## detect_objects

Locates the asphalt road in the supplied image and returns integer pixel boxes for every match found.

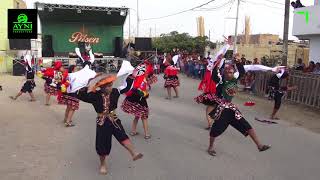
[1,74,320,180]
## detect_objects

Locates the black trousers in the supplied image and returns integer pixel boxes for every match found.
[210,109,252,138]
[274,91,284,109]
[96,119,129,156]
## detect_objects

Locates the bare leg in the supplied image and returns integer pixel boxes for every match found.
[99,155,108,175]
[270,108,279,119]
[205,106,215,129]
[173,86,179,98]
[207,136,216,156]
[64,106,70,123]
[131,117,139,133]
[141,118,151,138]
[29,92,36,101]
[45,94,51,105]
[122,140,143,161]
[166,87,171,99]
[10,92,23,100]
[66,107,75,126]
[247,129,270,151]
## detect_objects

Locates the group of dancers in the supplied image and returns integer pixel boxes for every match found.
[8,37,297,174]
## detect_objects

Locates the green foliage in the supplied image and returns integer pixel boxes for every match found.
[153,31,216,54]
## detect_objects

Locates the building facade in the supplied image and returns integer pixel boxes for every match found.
[0,0,27,73]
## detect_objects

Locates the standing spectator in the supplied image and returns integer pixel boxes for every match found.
[188,58,194,78]
[313,62,320,74]
[304,61,316,73]
[241,54,247,65]
[294,58,305,71]
[253,58,260,64]
[200,58,206,80]
[194,60,200,79]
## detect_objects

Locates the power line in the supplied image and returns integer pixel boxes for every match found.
[243,0,283,10]
[264,0,285,6]
[140,0,216,21]
[195,0,234,11]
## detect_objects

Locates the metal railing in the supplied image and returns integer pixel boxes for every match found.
[254,70,320,108]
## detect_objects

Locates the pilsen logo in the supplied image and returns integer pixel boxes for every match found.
[69,32,100,44]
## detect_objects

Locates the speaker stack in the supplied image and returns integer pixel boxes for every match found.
[113,37,123,57]
[12,59,25,76]
[42,35,54,57]
[9,39,31,50]
[135,38,152,51]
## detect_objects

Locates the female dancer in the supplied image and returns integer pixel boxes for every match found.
[121,60,153,139]
[57,65,80,127]
[196,38,232,129]
[76,73,143,174]
[38,61,67,106]
[164,60,180,100]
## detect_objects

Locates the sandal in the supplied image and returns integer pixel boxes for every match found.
[207,149,216,156]
[9,96,16,100]
[259,145,271,152]
[65,122,75,127]
[205,126,211,130]
[173,96,179,98]
[165,97,171,100]
[130,132,139,136]
[144,135,151,139]
[133,153,143,161]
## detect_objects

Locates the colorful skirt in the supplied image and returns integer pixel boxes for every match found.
[194,93,218,106]
[164,76,180,88]
[44,83,58,96]
[147,74,158,85]
[58,93,80,110]
[121,95,149,119]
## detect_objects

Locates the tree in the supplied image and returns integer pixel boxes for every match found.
[153,31,216,54]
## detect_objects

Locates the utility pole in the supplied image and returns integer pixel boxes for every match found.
[129,9,131,40]
[282,0,290,66]
[137,0,140,37]
[233,0,240,55]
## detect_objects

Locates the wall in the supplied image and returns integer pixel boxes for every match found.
[41,22,123,55]
[309,36,320,63]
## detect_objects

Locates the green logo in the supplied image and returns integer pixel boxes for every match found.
[13,13,32,33]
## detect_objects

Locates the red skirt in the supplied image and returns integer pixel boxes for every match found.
[147,74,158,85]
[164,76,180,88]
[198,70,217,94]
[44,83,58,96]
[121,98,149,119]
[194,93,218,106]
[58,93,79,110]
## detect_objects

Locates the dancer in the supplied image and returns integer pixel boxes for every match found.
[76,73,143,175]
[146,65,158,90]
[10,52,36,101]
[164,60,180,100]
[57,65,79,127]
[268,69,297,120]
[196,38,232,129]
[38,61,67,105]
[206,94,271,156]
[121,60,153,139]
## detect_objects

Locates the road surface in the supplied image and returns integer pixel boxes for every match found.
[1,74,320,180]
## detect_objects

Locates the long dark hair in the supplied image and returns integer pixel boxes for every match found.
[68,65,76,73]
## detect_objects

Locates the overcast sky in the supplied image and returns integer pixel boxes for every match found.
[25,0,314,41]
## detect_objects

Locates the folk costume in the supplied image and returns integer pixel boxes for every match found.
[75,73,143,175]
[10,53,36,101]
[120,60,153,139]
[75,44,94,68]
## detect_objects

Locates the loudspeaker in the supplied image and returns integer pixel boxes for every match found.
[135,38,152,51]
[12,59,25,76]
[9,39,31,50]
[42,35,54,57]
[113,37,123,57]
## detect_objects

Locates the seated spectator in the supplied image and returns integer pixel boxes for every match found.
[294,58,305,71]
[241,54,246,65]
[291,0,305,8]
[304,61,316,73]
[313,62,320,74]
